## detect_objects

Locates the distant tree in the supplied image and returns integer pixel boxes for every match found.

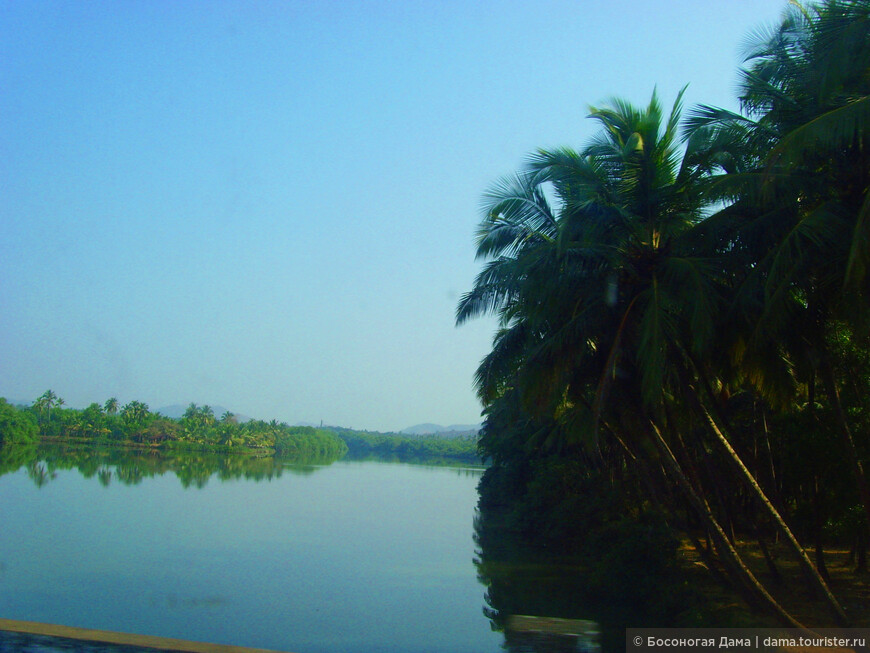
[77,403,109,439]
[136,418,181,445]
[104,397,119,415]
[0,398,38,446]
[201,405,215,426]
[121,400,150,427]
[183,403,199,421]
[34,390,61,424]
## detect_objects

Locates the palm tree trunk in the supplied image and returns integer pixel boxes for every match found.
[600,405,737,590]
[692,388,850,625]
[761,409,782,511]
[647,420,806,628]
[679,353,850,624]
[592,408,674,516]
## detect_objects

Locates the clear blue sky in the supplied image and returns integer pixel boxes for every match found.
[1,0,786,431]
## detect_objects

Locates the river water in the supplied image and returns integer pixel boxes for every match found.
[0,450,602,652]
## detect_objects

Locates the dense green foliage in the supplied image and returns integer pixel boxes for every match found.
[7,395,347,461]
[272,425,349,460]
[460,0,870,628]
[0,399,38,446]
[328,426,480,464]
[0,395,479,470]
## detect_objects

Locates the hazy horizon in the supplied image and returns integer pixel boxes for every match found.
[2,0,786,432]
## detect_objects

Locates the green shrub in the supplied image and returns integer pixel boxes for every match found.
[0,398,38,446]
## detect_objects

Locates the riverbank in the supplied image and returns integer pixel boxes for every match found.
[0,397,348,461]
[329,425,480,464]
[682,539,870,628]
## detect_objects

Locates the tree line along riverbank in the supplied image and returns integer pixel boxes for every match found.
[0,393,348,460]
[0,394,480,465]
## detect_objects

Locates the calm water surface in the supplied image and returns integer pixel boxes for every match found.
[0,453,603,653]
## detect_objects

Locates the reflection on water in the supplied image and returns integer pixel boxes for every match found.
[0,443,486,491]
[26,462,56,488]
[474,505,612,652]
[0,442,342,489]
[0,443,616,653]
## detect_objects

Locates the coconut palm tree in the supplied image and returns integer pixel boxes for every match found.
[104,397,119,415]
[459,89,848,625]
[121,400,149,427]
[34,390,61,425]
[686,0,870,543]
[183,402,199,421]
[200,405,215,426]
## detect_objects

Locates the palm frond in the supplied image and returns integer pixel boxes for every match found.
[479,172,557,242]
[845,189,870,287]
[455,256,525,325]
[474,322,532,403]
[765,96,870,168]
[635,279,677,408]
[765,201,852,301]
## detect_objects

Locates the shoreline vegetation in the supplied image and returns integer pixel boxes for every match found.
[0,394,349,460]
[0,394,482,469]
[458,0,870,631]
[328,425,479,465]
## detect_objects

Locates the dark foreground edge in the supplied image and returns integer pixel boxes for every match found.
[0,618,291,653]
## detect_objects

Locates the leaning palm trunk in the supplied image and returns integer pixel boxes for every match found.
[610,414,733,586]
[688,382,850,626]
[647,420,807,629]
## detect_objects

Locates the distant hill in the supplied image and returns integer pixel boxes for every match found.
[400,423,480,437]
[156,404,252,423]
